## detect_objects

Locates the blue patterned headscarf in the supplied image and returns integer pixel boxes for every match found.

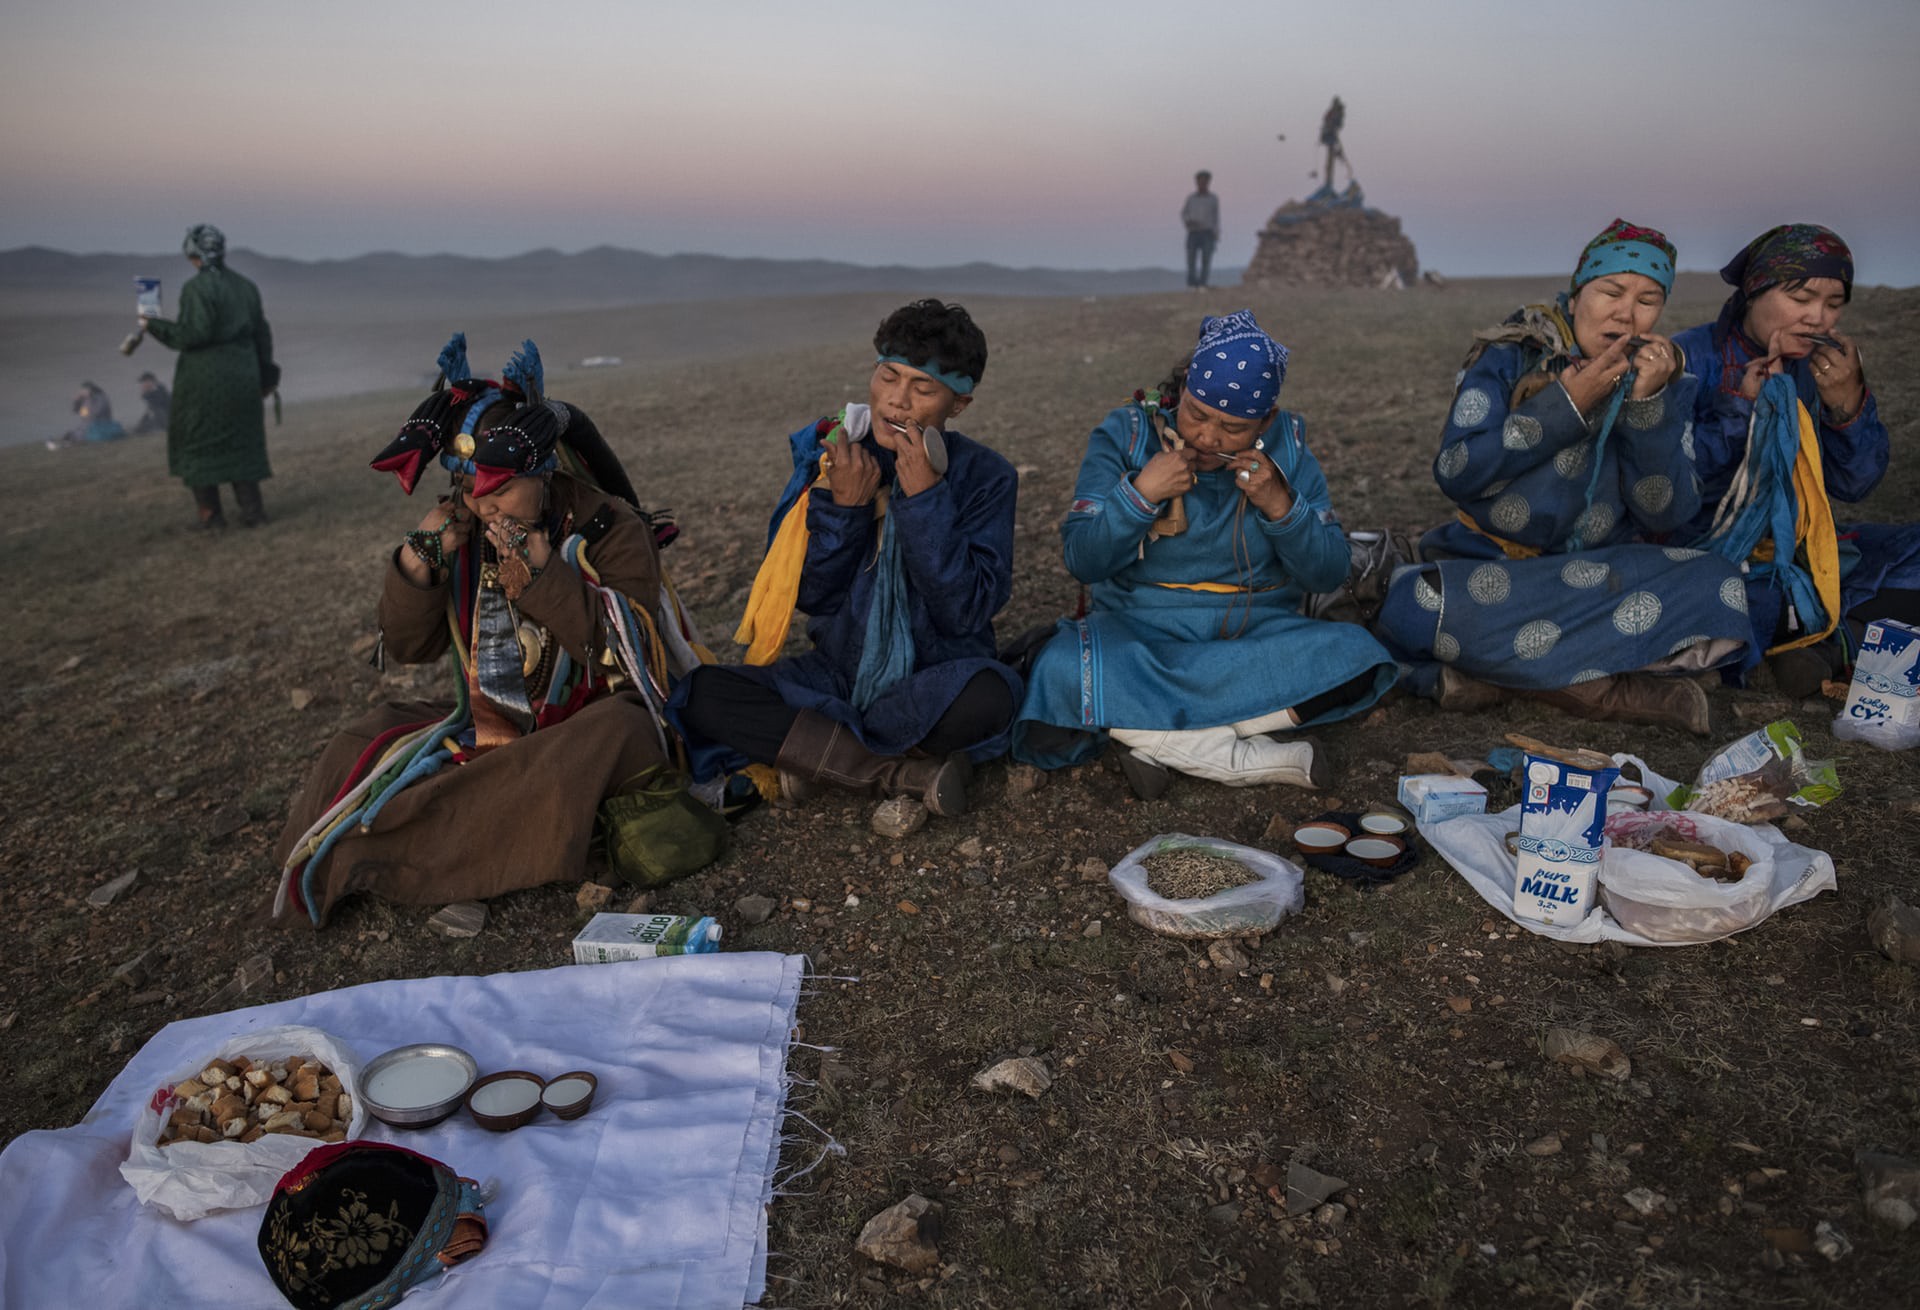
[1185,310,1288,417]
[182,224,226,266]
[1571,218,1675,295]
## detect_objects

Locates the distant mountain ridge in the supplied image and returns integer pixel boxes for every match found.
[0,244,1203,310]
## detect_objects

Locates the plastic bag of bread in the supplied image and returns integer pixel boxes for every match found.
[1668,720,1840,823]
[119,1024,366,1220]
[1597,811,1778,944]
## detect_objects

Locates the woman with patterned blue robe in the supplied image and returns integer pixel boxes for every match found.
[1013,311,1396,794]
[1375,220,1750,734]
[1671,223,1920,696]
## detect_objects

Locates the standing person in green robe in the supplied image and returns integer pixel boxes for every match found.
[141,223,280,528]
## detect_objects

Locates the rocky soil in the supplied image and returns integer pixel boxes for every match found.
[3,276,1918,1306]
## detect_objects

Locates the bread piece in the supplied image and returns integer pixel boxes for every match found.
[208,1092,247,1126]
[199,1061,236,1087]
[259,1084,292,1106]
[1650,836,1726,870]
[264,1110,304,1132]
[291,1073,320,1102]
[240,1125,265,1144]
[302,1111,333,1133]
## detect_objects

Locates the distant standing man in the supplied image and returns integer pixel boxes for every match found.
[141,223,280,528]
[1182,171,1220,290]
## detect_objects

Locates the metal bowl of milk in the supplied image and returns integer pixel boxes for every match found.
[360,1043,479,1128]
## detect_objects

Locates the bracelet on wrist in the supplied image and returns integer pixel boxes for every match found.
[404,528,446,571]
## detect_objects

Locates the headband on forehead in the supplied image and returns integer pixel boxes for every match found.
[1185,309,1288,418]
[1572,218,1676,296]
[875,353,976,396]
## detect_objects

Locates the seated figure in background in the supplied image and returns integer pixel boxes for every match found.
[272,335,696,926]
[1375,219,1749,735]
[48,380,127,447]
[1013,310,1396,796]
[672,300,1022,819]
[1671,223,1920,696]
[133,371,171,435]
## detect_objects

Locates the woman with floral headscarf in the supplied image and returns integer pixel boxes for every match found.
[140,223,279,527]
[1375,219,1751,735]
[1672,224,1920,696]
[1011,310,1396,796]
[269,335,697,927]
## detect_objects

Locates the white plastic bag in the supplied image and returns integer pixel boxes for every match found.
[1832,712,1920,751]
[1108,833,1304,938]
[1598,811,1778,944]
[119,1024,366,1221]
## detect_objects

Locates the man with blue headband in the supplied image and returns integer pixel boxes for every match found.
[1011,310,1396,795]
[673,300,1022,821]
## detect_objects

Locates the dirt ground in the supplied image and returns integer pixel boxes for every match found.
[4,277,1918,1307]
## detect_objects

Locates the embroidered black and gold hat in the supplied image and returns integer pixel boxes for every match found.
[257,1141,487,1310]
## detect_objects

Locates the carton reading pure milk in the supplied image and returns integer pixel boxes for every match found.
[1513,753,1619,926]
[1842,620,1920,734]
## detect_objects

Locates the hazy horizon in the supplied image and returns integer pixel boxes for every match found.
[5,0,1917,285]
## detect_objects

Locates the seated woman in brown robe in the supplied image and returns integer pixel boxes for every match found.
[271,335,691,926]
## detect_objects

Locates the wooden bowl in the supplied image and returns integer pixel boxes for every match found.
[1293,821,1351,854]
[466,1071,547,1131]
[1357,807,1412,836]
[540,1071,599,1121]
[1343,834,1407,868]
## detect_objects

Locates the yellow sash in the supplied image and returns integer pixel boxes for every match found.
[732,480,821,664]
[1760,401,1842,654]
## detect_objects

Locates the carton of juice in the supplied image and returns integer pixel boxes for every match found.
[1513,753,1619,926]
[571,913,722,963]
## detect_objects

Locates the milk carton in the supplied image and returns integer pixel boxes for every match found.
[1841,620,1920,734]
[572,913,722,963]
[1397,773,1488,825]
[135,276,163,319]
[1513,754,1619,926]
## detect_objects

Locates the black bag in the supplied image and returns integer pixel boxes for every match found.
[1304,528,1416,626]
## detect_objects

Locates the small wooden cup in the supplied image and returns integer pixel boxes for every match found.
[466,1071,547,1132]
[540,1071,600,1121]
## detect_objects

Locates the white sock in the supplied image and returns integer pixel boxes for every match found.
[1231,706,1300,736]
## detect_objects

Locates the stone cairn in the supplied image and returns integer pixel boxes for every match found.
[1242,183,1421,290]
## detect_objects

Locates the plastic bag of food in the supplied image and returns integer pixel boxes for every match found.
[1108,833,1304,938]
[1598,811,1778,943]
[120,1024,366,1221]
[1667,720,1840,823]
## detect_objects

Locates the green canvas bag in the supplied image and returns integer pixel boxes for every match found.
[596,767,729,887]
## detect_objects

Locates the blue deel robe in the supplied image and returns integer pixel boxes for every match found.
[670,417,1023,782]
[1672,318,1920,645]
[1375,340,1752,694]
[1012,401,1397,769]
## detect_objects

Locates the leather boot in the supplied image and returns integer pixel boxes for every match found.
[192,485,226,529]
[1532,673,1711,736]
[1767,640,1842,700]
[233,480,267,527]
[774,710,972,816]
[1435,667,1505,713]
[1110,725,1328,790]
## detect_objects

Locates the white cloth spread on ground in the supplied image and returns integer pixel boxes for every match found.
[1420,754,1836,946]
[0,952,805,1309]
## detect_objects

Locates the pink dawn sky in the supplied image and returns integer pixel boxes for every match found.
[3,0,1916,284]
